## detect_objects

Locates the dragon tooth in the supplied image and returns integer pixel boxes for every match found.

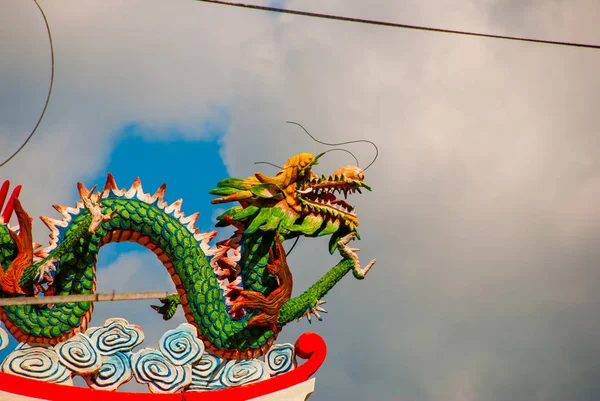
[298,187,313,194]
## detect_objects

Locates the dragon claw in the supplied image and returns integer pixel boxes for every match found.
[337,232,376,279]
[80,185,114,234]
[150,294,180,320]
[298,299,327,324]
[230,289,283,333]
[34,259,57,283]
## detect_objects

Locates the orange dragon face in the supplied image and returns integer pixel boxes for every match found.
[211,153,371,249]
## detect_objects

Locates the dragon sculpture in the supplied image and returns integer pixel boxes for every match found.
[0,152,375,359]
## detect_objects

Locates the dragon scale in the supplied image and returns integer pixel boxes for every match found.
[0,153,375,359]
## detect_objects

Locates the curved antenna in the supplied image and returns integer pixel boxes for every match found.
[318,148,360,167]
[286,121,379,171]
[0,0,55,168]
[255,148,359,172]
[254,161,283,169]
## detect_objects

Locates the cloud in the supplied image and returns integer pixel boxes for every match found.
[2,0,600,400]
[217,1,600,400]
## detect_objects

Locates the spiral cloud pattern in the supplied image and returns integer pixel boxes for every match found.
[56,333,102,375]
[158,323,204,366]
[1,344,72,385]
[0,326,8,351]
[86,318,144,355]
[84,352,133,391]
[132,348,192,393]
[265,343,296,377]
[0,319,302,392]
[220,359,268,387]
[189,353,226,390]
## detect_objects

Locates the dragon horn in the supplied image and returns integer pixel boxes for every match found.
[1,184,22,224]
[311,152,325,166]
[8,198,33,251]
[0,181,10,212]
[211,190,253,204]
[254,172,289,188]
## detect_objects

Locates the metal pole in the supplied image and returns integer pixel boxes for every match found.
[0,291,175,306]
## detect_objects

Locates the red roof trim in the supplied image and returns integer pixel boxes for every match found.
[0,332,326,401]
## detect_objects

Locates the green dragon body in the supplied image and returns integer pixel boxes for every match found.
[0,153,375,358]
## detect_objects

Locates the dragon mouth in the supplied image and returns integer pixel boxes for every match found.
[297,176,371,228]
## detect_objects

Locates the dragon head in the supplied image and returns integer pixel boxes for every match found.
[210,153,371,252]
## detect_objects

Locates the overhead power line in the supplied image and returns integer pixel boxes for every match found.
[196,0,600,50]
[0,0,55,168]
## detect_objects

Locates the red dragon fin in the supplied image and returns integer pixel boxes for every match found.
[0,180,22,224]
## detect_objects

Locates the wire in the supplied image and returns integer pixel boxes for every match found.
[318,148,360,167]
[255,148,359,170]
[285,236,299,257]
[287,121,379,171]
[0,0,55,168]
[196,0,600,50]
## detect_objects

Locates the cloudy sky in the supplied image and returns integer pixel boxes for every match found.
[2,0,600,399]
